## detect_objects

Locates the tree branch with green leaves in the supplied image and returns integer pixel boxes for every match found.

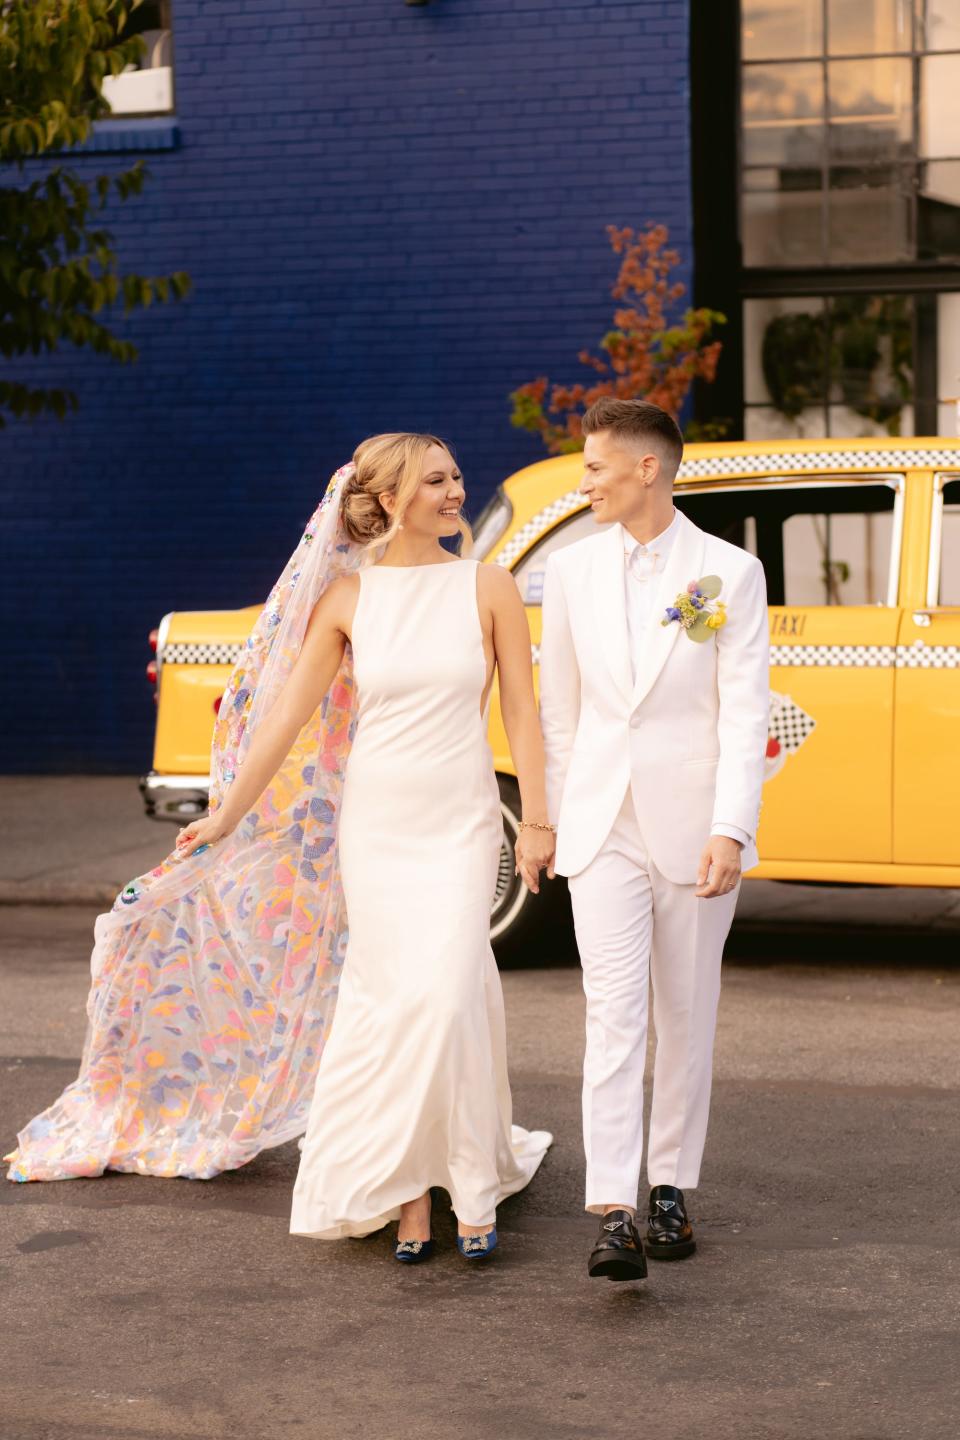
[0,0,190,426]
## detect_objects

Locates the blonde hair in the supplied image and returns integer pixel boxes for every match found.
[340,432,472,555]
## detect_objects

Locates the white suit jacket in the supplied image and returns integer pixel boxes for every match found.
[539,511,769,885]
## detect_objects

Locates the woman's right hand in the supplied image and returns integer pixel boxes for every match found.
[175,813,235,858]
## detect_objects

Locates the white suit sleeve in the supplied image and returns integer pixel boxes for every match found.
[538,555,581,827]
[711,556,769,840]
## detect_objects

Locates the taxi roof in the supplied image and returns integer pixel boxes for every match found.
[489,435,960,569]
[501,434,960,498]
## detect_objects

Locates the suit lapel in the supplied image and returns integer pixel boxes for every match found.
[592,523,633,708]
[630,510,707,710]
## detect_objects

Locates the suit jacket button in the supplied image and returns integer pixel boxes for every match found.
[629,714,642,730]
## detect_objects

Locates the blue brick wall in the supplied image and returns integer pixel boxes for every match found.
[1,0,691,771]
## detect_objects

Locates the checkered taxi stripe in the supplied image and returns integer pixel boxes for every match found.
[770,644,960,669]
[677,447,959,480]
[161,639,959,670]
[896,644,960,668]
[770,644,896,668]
[162,642,244,665]
[494,490,588,569]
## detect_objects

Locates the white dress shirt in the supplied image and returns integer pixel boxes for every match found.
[621,515,750,851]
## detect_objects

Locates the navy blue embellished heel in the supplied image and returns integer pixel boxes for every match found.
[394,1237,434,1264]
[456,1227,497,1260]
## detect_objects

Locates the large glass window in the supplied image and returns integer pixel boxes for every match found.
[744,293,916,438]
[101,2,174,117]
[740,1,960,267]
[735,1,960,442]
[937,293,960,432]
[922,2,960,51]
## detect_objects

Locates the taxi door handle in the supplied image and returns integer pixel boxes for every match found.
[912,610,934,627]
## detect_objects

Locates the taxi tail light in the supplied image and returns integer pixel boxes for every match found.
[213,696,223,714]
[147,629,159,705]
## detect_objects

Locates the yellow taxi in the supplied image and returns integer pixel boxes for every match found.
[143,437,960,950]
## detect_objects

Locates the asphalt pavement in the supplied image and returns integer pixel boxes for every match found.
[2,897,960,1440]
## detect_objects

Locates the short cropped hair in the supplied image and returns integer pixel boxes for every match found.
[581,398,684,480]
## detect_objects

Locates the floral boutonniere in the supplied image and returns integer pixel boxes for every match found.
[662,576,727,643]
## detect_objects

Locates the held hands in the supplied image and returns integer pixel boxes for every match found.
[695,835,742,899]
[175,813,235,859]
[514,824,557,895]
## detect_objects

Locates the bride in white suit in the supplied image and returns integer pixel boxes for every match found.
[539,398,769,1282]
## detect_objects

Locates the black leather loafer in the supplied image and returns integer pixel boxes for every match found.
[587,1208,648,1282]
[645,1184,696,1260]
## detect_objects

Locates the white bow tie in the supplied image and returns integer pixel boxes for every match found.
[626,547,660,582]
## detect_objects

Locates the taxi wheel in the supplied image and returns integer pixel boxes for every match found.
[491,775,572,965]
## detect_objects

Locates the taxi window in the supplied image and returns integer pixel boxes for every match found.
[677,483,897,607]
[512,510,606,605]
[511,479,899,608]
[940,479,960,605]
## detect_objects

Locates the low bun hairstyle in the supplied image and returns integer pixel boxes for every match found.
[340,432,471,554]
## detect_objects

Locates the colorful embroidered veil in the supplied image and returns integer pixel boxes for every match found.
[8,465,365,1181]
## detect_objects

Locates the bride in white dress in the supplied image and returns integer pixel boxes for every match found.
[176,433,554,1259]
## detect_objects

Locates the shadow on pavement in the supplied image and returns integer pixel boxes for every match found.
[727,920,960,967]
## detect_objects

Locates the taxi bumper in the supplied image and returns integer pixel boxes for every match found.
[140,772,210,821]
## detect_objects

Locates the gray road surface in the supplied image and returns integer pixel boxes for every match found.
[2,904,959,1440]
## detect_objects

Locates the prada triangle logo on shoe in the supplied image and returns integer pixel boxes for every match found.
[656,1198,677,1211]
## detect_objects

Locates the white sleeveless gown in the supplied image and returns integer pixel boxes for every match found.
[289,559,552,1239]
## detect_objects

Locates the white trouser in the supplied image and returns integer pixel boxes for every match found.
[568,788,739,1214]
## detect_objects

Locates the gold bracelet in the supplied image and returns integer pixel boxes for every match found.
[519,821,557,833]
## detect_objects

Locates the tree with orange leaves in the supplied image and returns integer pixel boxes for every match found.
[510,224,725,454]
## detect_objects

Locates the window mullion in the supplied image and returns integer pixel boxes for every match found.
[911,28,921,260]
